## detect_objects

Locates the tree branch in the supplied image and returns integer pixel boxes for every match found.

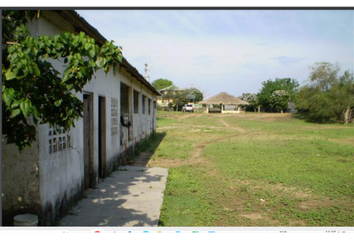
[6,41,20,45]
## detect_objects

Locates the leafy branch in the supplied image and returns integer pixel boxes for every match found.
[2,10,123,151]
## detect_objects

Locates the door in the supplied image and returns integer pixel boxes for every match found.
[98,96,106,179]
[152,101,156,132]
[83,93,94,189]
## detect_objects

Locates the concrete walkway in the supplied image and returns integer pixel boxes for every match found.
[60,166,168,226]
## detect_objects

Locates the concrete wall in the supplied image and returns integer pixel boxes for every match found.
[1,137,41,226]
[2,10,158,225]
[129,75,156,144]
[2,11,77,226]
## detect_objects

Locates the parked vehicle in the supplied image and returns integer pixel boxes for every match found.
[182,104,194,113]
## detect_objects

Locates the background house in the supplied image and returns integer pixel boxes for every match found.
[156,84,184,107]
[2,10,160,226]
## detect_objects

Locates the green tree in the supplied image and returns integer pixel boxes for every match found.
[162,91,184,111]
[184,87,203,102]
[161,87,203,111]
[336,71,354,123]
[151,78,173,90]
[270,90,290,113]
[239,93,260,112]
[258,78,299,111]
[296,62,354,123]
[2,10,123,151]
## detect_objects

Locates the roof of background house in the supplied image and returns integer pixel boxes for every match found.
[159,85,184,92]
[199,92,249,105]
[53,10,161,96]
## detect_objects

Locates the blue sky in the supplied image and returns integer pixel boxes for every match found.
[77,10,353,99]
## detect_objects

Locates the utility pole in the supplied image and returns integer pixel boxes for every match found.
[144,63,149,80]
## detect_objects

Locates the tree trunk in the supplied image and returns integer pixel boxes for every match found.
[258,106,260,113]
[281,109,283,114]
[344,107,350,124]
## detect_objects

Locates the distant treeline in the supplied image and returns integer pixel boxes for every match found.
[239,62,354,124]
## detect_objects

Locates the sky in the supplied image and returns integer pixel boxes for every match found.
[77,10,354,99]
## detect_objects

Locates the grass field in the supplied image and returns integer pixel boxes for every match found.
[139,111,354,226]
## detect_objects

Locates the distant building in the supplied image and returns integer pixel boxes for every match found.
[156,85,184,107]
[199,92,249,113]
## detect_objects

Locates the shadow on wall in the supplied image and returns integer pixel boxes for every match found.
[59,168,167,226]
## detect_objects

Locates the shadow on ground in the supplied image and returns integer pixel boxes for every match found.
[134,132,166,167]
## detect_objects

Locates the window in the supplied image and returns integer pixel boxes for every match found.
[134,90,139,114]
[49,127,71,154]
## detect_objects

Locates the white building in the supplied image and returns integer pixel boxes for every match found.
[2,10,160,225]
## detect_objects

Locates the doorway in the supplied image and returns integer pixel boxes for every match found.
[120,83,130,146]
[83,93,94,189]
[98,96,106,179]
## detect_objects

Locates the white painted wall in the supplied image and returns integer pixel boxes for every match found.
[30,11,85,224]
[2,10,158,225]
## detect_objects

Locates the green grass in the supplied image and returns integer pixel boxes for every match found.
[203,138,354,198]
[156,117,178,127]
[148,112,354,226]
[159,165,215,226]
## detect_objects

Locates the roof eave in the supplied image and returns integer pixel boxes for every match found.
[55,10,161,96]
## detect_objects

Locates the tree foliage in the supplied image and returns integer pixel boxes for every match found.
[239,93,259,111]
[184,87,203,102]
[270,90,290,113]
[151,78,173,90]
[161,87,203,111]
[2,10,123,151]
[296,62,354,123]
[258,78,299,111]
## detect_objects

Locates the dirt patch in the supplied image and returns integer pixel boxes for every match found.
[218,118,247,133]
[260,116,293,123]
[147,158,186,168]
[328,138,354,146]
[295,197,352,211]
[297,199,333,211]
[219,118,231,128]
[191,145,204,160]
[138,130,242,169]
[157,125,184,130]
[270,183,312,199]
[178,113,202,122]
[239,213,264,220]
[215,113,293,121]
[304,126,350,130]
[188,129,212,132]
